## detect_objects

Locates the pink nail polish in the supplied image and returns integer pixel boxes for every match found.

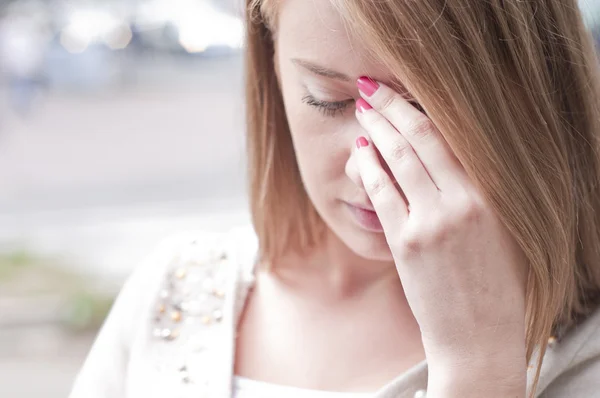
[356,136,369,148]
[357,76,379,97]
[355,98,372,113]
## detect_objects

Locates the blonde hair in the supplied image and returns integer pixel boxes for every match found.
[245,0,600,394]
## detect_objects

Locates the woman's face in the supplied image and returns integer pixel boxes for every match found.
[274,0,404,261]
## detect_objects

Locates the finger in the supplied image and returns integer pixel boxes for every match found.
[357,77,467,191]
[354,135,409,235]
[356,99,439,210]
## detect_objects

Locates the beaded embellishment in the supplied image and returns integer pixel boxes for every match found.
[152,249,229,341]
[150,236,235,393]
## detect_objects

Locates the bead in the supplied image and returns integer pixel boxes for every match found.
[178,364,191,383]
[157,304,166,313]
[212,288,225,298]
[201,315,212,325]
[548,336,557,345]
[414,389,427,398]
[171,311,182,322]
[161,328,172,339]
[213,310,223,322]
[175,268,187,279]
[154,327,180,341]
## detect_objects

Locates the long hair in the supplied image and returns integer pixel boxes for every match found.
[245,1,600,395]
[245,0,325,267]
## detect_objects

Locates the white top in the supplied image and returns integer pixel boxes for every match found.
[233,376,373,398]
[68,225,600,398]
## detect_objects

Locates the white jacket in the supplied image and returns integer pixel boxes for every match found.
[69,225,600,398]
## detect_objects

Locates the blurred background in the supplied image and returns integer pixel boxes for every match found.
[0,0,248,396]
[0,0,598,397]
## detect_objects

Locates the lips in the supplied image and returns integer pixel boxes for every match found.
[344,201,384,232]
[350,203,376,212]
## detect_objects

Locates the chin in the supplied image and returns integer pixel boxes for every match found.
[310,198,396,261]
[346,228,394,261]
[329,218,394,261]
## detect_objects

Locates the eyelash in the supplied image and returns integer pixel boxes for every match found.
[301,93,427,117]
[301,94,351,117]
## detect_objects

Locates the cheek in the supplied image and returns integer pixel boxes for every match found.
[289,114,348,178]
[276,61,356,182]
[283,96,353,179]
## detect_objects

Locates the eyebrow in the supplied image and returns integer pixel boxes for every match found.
[291,58,352,82]
[291,57,413,99]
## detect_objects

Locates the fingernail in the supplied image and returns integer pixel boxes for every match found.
[357,76,379,97]
[355,98,372,113]
[356,136,369,148]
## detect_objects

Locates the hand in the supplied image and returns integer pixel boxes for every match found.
[353,77,528,397]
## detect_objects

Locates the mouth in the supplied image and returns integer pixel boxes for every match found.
[344,201,384,232]
[348,202,376,212]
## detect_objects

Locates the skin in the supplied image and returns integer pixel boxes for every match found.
[236,0,528,396]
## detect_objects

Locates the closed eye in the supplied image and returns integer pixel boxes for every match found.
[301,94,353,117]
[302,93,427,117]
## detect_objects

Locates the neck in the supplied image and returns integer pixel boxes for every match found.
[267,228,401,298]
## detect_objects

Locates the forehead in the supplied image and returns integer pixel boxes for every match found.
[275,0,395,85]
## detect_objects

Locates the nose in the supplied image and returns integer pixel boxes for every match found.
[345,145,364,190]
[345,136,404,201]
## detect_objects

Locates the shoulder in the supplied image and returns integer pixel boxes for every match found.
[123,224,258,395]
[141,224,258,292]
[118,229,233,333]
[147,224,258,340]
[137,224,258,328]
[102,224,258,335]
[70,224,258,397]
[534,306,600,397]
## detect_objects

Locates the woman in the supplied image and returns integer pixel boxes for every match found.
[70,0,600,397]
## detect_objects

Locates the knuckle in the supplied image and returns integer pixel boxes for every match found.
[389,140,413,162]
[405,116,436,140]
[378,93,399,113]
[401,213,452,252]
[364,175,388,197]
[428,221,453,245]
[398,227,423,255]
